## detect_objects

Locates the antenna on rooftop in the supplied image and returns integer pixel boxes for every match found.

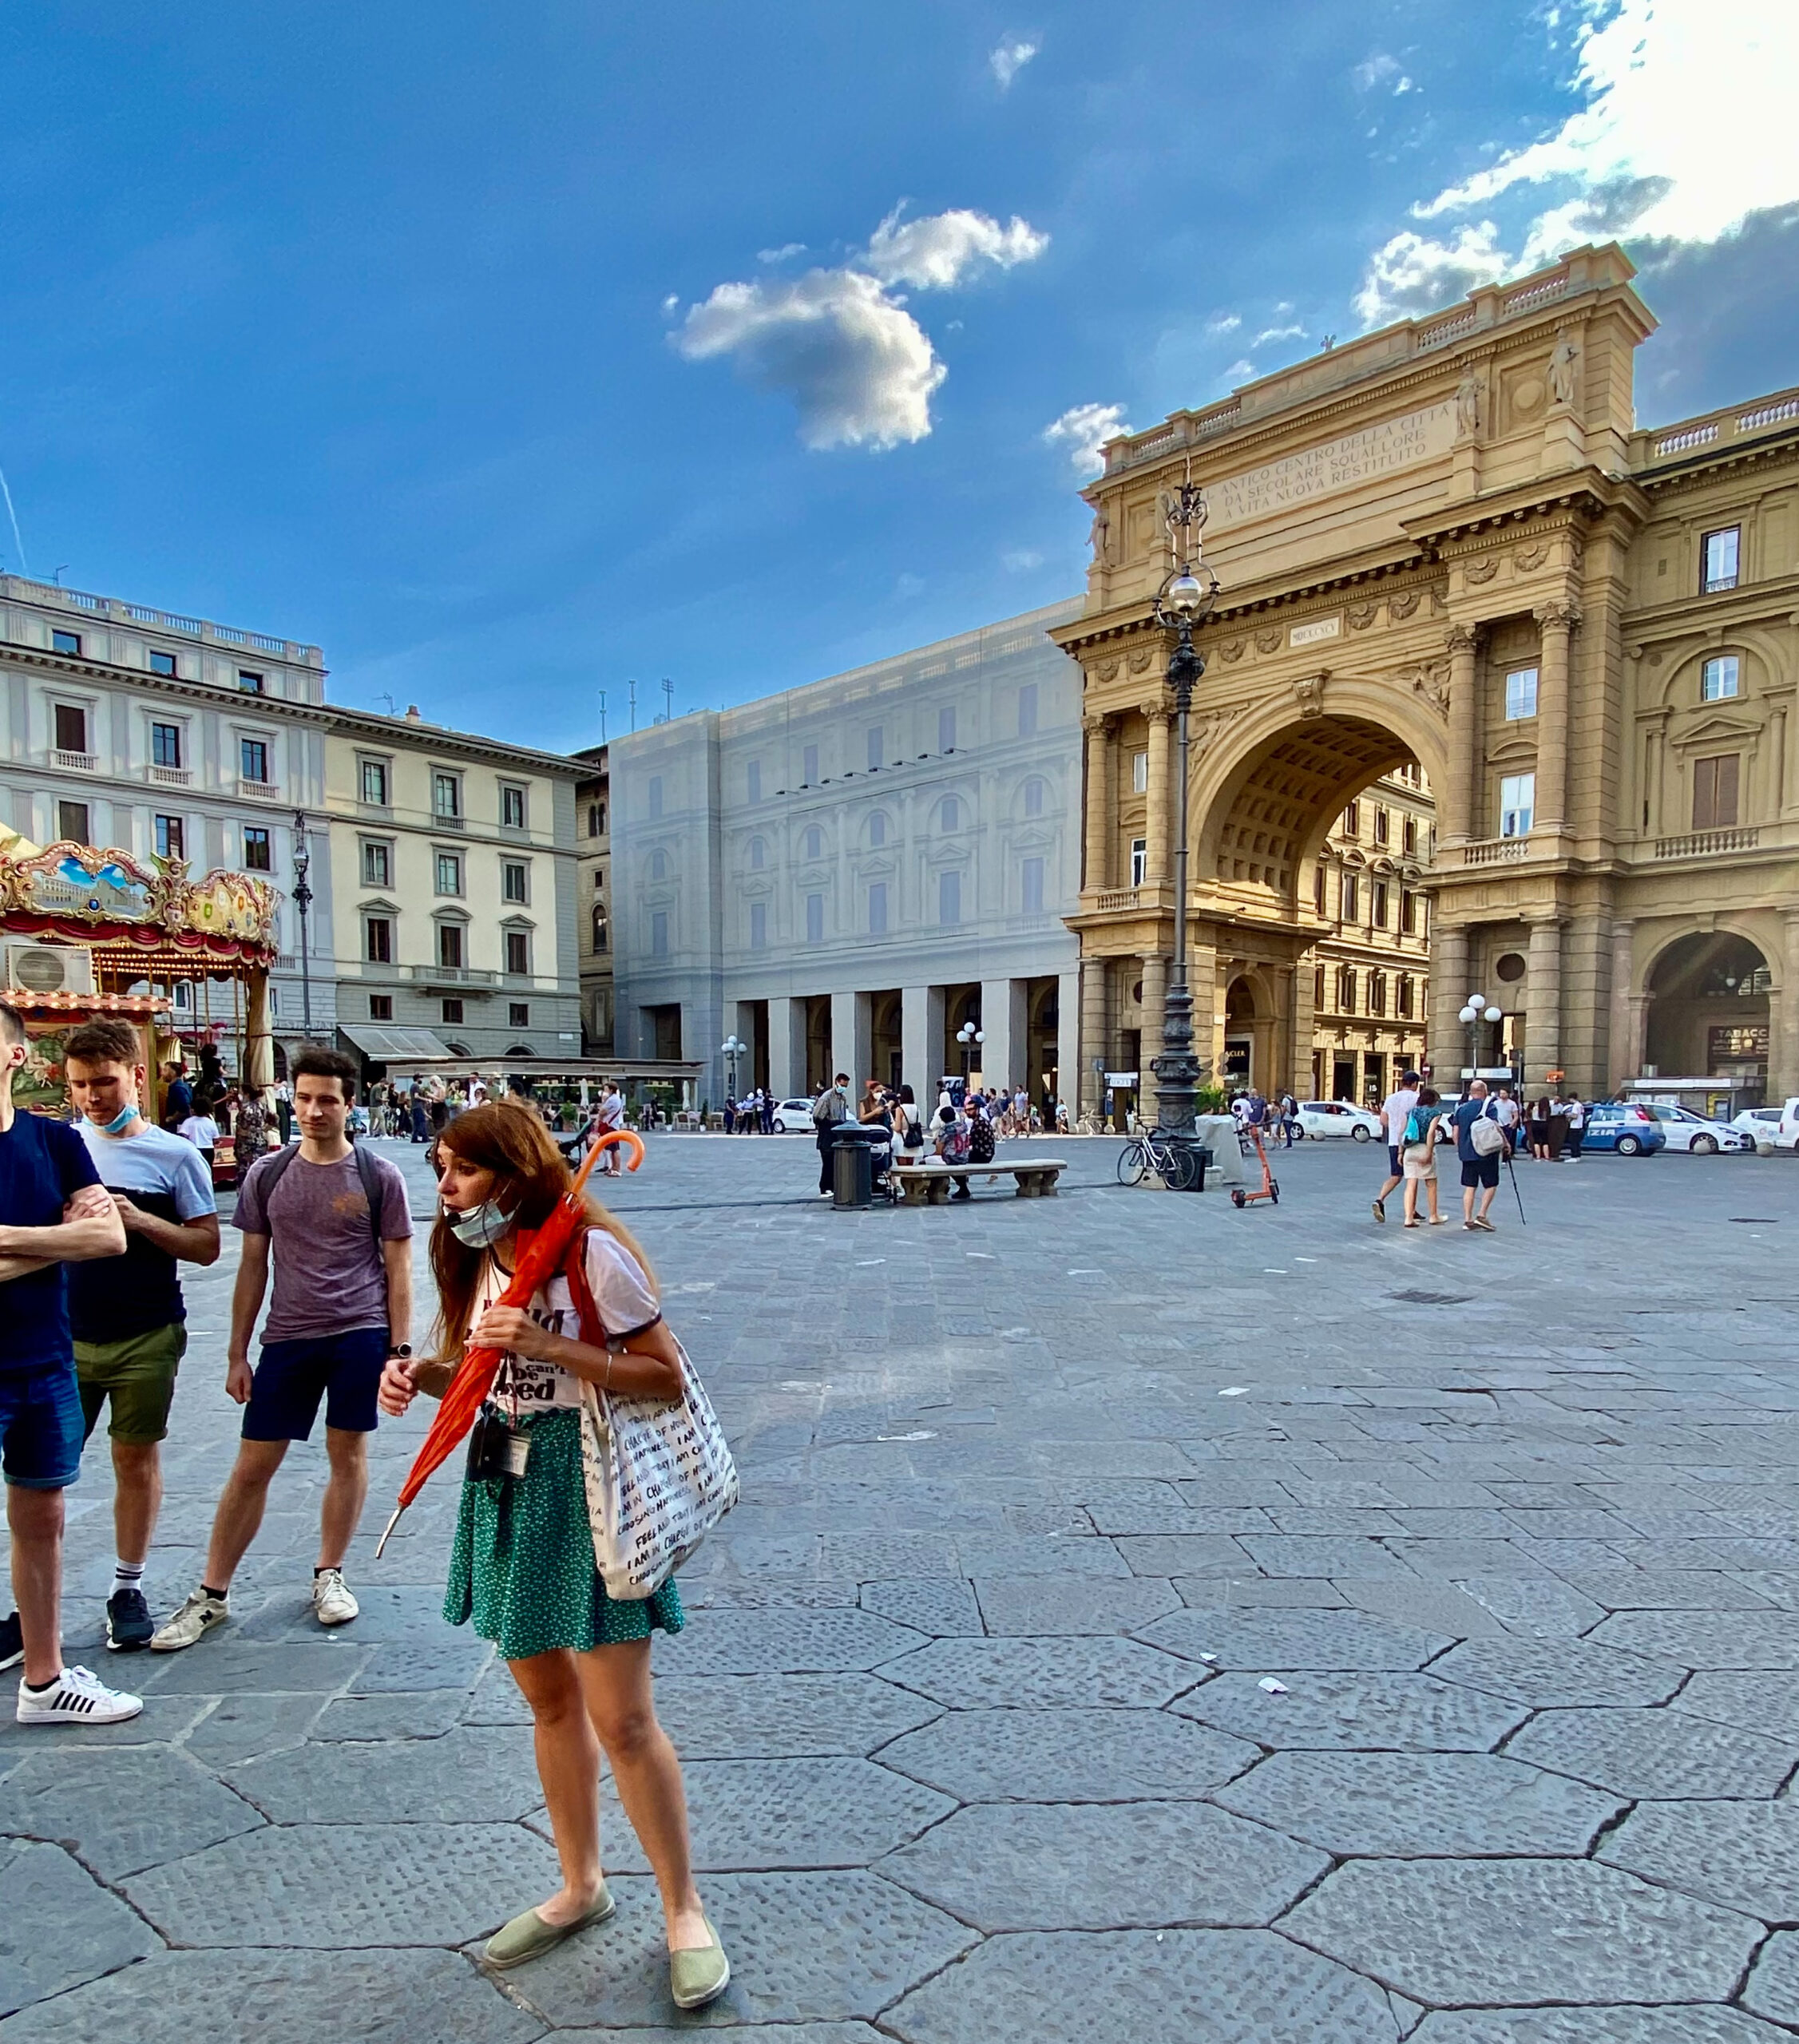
[598,690,607,744]
[628,678,637,732]
[661,677,674,724]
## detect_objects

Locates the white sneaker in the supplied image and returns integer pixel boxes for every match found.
[150,1586,230,1652]
[17,1663,143,1726]
[312,1569,359,1626]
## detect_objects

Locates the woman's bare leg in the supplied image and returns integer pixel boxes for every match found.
[576,1638,708,1951]
[509,1649,608,1923]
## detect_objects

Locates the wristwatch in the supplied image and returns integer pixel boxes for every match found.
[388,1342,414,1359]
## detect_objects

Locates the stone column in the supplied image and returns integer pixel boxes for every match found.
[1779,909,1799,1101]
[1139,953,1167,1126]
[767,996,806,1099]
[1056,968,1081,1119]
[1443,624,1481,846]
[830,991,871,1092]
[1533,602,1579,836]
[1189,940,1219,1087]
[1427,922,1469,1085]
[1082,715,1112,892]
[979,976,1028,1095]
[1607,921,1638,1094]
[1289,953,1318,1101]
[1771,702,1789,818]
[901,984,944,1103]
[1526,917,1564,1091]
[1079,957,1109,1118]
[1143,703,1172,886]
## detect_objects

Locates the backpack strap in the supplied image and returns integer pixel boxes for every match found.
[351,1138,386,1243]
[561,1227,606,1349]
[250,1143,299,1206]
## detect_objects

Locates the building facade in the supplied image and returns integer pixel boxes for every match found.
[0,575,584,1071]
[573,744,613,1052]
[1058,243,1799,1115]
[609,603,1085,1112]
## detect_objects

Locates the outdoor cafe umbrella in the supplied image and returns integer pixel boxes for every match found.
[374,1125,646,1555]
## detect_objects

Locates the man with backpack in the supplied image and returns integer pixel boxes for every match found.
[1451,1079,1505,1233]
[151,1047,413,1650]
[812,1072,850,1195]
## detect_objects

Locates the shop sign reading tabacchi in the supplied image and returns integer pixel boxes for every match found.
[1207,400,1456,529]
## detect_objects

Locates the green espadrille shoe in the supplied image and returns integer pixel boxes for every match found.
[484,1884,616,1970]
[670,1917,731,2010]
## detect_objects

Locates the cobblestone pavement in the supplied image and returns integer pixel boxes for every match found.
[4,1130,1799,2040]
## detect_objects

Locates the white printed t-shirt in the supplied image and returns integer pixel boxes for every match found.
[1381,1088,1421,1147]
[484,1227,662,1418]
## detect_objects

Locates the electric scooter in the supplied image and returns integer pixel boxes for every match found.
[1231,1119,1280,1206]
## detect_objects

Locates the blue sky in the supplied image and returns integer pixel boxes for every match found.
[2,2,1794,746]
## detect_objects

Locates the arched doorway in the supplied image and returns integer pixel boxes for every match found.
[1223,977,1256,1090]
[1646,933,1772,1096]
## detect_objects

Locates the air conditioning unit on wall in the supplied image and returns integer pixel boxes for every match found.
[1,943,97,996]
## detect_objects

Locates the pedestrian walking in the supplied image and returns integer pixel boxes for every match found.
[176,1106,220,1182]
[63,1020,221,1652]
[1398,1086,1448,1227]
[375,1103,731,2006]
[1371,1069,1422,1223]
[812,1071,850,1195]
[594,1082,626,1175]
[152,1046,413,1652]
[1452,1079,1505,1231]
[0,1000,139,1725]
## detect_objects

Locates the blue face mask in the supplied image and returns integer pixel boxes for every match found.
[445,1199,513,1249]
[95,1103,138,1135]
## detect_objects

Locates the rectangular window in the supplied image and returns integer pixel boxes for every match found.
[1692,753,1741,830]
[438,923,464,969]
[501,784,526,830]
[1341,873,1357,921]
[1314,865,1326,915]
[1338,968,1357,1015]
[802,824,822,859]
[802,744,818,785]
[1371,880,1389,928]
[1505,666,1539,719]
[442,996,464,1024]
[939,706,957,753]
[806,892,825,943]
[238,670,264,694]
[1017,683,1038,738]
[1397,974,1414,1018]
[362,840,389,885]
[51,628,81,656]
[366,917,392,965]
[435,851,462,895]
[1368,972,1386,1016]
[750,900,767,950]
[1314,964,1327,1008]
[154,814,184,859]
[747,760,761,804]
[369,994,393,1020]
[1132,750,1148,794]
[868,881,887,935]
[648,775,663,818]
[1702,526,1740,592]
[586,800,605,836]
[1500,771,1535,838]
[502,860,527,903]
[505,930,529,976]
[1130,837,1147,887]
[244,826,271,872]
[651,910,668,957]
[240,737,269,783]
[433,770,461,819]
[54,703,87,753]
[1702,655,1740,701]
[360,759,389,806]
[1402,814,1417,855]
[151,722,182,768]
[509,1002,529,1027]
[1401,888,1417,935]
[149,649,176,678]
[1024,777,1044,817]
[938,869,961,925]
[867,726,884,770]
[1343,800,1360,837]
[1021,855,1044,914]
[57,799,89,844]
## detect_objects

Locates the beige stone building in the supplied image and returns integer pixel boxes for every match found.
[1055,243,1798,1119]
[573,743,612,1051]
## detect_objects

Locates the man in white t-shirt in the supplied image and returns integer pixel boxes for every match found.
[1372,1071,1422,1224]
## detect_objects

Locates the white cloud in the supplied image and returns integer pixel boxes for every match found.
[1222,358,1256,383]
[673,269,946,450]
[1003,548,1044,572]
[757,243,807,265]
[1205,311,1242,335]
[672,204,1047,449]
[1252,322,1307,347]
[1353,52,1401,92]
[1042,401,1130,475]
[862,206,1049,290]
[1356,0,1799,326]
[660,292,680,315]
[990,38,1039,89]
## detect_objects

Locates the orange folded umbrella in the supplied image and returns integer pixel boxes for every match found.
[374,1126,645,1555]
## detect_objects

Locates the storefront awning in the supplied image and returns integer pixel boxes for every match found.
[336,1023,457,1063]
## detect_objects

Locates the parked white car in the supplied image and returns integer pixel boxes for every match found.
[1729,1104,1797,1151]
[1296,1100,1384,1142]
[1778,1097,1799,1151]
[1639,1104,1754,1154]
[771,1097,817,1134]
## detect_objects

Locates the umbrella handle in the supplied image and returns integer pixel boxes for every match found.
[585,1129,644,1180]
[374,1503,406,1559]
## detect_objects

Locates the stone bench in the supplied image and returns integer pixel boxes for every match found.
[888,1158,1068,1205]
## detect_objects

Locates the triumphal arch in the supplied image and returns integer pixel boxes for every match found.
[1055,243,1799,1122]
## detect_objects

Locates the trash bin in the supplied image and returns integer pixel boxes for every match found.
[831,1123,878,1209]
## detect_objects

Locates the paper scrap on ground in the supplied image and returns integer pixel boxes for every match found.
[1258,1678,1290,1695]
[1219,1387,1250,1397]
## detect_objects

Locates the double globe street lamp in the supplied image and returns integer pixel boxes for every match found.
[1458,994,1503,1087]
[956,1018,985,1083]
[720,1035,745,1107]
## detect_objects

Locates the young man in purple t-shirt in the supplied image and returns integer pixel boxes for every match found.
[152,1046,412,1650]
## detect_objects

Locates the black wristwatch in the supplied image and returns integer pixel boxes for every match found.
[388,1342,414,1359]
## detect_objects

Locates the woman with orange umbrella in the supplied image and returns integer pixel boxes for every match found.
[377,1102,729,2009]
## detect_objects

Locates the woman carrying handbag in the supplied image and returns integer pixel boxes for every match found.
[378,1103,731,2010]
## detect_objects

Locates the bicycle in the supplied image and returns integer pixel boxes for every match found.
[1116,1131,1202,1191]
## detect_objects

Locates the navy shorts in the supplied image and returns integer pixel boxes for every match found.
[244,1329,388,1441]
[1460,1155,1501,1190]
[0,1364,85,1490]
[1387,1144,1402,1177]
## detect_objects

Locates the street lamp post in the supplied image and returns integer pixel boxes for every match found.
[720,1035,744,1109]
[1147,473,1223,1188]
[956,1018,985,1083]
[1456,992,1503,1088]
[291,808,315,1038]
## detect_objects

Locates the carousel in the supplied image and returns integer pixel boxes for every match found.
[0,826,283,1120]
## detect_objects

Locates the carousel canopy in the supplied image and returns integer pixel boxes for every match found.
[0,837,282,973]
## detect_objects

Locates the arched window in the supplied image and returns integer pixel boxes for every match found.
[802,825,822,860]
[591,903,608,953]
[1337,966,1357,1014]
[1023,777,1044,817]
[868,810,886,847]
[748,836,766,870]
[940,794,959,831]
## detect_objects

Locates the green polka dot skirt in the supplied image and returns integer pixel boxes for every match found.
[444,1406,684,1660]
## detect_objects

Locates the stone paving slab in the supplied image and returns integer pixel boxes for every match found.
[877,1635,1199,1709]
[971,1574,1182,1634]
[651,1674,942,1758]
[1600,1798,1799,1919]
[1506,1705,1799,1800]
[657,1610,927,1675]
[1140,1606,1452,1672]
[0,1749,261,1880]
[1745,1929,1799,2028]
[224,1725,545,1822]
[1425,1636,1685,1709]
[1412,2007,1791,2042]
[1175,1671,1528,1752]
[878,1706,1259,1801]
[857,1579,984,1635]
[0,1839,161,2017]
[1589,1609,1799,1668]
[1674,1669,1799,1742]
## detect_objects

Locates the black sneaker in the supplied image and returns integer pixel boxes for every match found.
[106,1586,155,1653]
[0,1610,21,1672]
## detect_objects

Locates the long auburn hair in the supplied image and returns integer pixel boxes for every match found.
[428,1102,656,1361]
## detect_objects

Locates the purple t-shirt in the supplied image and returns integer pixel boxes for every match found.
[232,1146,413,1341]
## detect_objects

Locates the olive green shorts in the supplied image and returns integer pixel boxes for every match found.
[75,1324,188,1446]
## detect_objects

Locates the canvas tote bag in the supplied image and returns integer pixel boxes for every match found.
[565,1235,739,1600]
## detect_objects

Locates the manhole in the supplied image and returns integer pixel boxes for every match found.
[1390,1289,1475,1305]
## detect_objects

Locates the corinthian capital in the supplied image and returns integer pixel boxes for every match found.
[1533,600,1583,632]
[1444,622,1482,656]
[1082,711,1113,739]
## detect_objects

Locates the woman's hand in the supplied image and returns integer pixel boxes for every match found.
[471,1304,549,1358]
[378,1355,418,1417]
